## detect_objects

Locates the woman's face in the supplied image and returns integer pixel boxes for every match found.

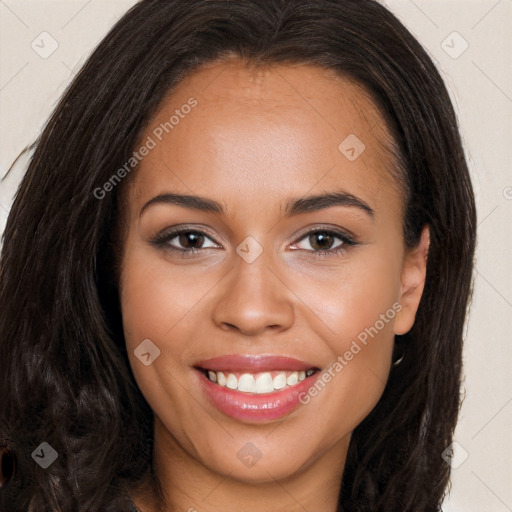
[119,59,428,484]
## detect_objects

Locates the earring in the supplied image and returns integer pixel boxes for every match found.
[393,352,405,366]
[392,344,405,367]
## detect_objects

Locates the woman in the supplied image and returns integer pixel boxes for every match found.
[0,0,476,510]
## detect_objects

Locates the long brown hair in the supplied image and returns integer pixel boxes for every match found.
[0,1,476,510]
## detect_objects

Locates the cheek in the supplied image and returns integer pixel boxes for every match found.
[120,242,216,348]
[119,236,232,411]
[288,249,401,428]
[289,244,401,351]
[119,239,190,395]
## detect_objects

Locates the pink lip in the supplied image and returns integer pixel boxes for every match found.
[194,355,320,423]
[195,354,318,372]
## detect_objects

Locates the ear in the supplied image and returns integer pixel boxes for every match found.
[393,225,430,335]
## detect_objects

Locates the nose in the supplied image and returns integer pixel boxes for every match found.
[211,250,295,337]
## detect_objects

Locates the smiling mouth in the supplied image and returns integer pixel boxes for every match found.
[196,368,318,394]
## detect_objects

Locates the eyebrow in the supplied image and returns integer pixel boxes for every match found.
[140,191,374,219]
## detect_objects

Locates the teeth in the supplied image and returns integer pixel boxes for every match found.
[226,374,238,390]
[238,373,255,393]
[204,369,315,393]
[255,373,274,393]
[287,372,298,386]
[272,373,287,390]
[217,371,227,386]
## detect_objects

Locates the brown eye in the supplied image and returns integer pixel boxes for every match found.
[308,232,336,251]
[150,228,219,253]
[177,231,206,249]
[291,228,356,257]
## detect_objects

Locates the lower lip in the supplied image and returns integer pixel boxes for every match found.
[196,370,320,423]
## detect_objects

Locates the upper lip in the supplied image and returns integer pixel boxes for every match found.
[194,354,319,373]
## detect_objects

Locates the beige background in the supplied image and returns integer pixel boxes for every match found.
[1,0,511,509]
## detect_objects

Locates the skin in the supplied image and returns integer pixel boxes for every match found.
[119,58,430,512]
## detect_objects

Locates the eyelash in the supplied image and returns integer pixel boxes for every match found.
[149,227,357,258]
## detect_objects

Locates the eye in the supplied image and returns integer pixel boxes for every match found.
[150,228,220,253]
[150,226,357,258]
[291,229,356,256]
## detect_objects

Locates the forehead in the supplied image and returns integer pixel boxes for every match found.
[126,58,402,219]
